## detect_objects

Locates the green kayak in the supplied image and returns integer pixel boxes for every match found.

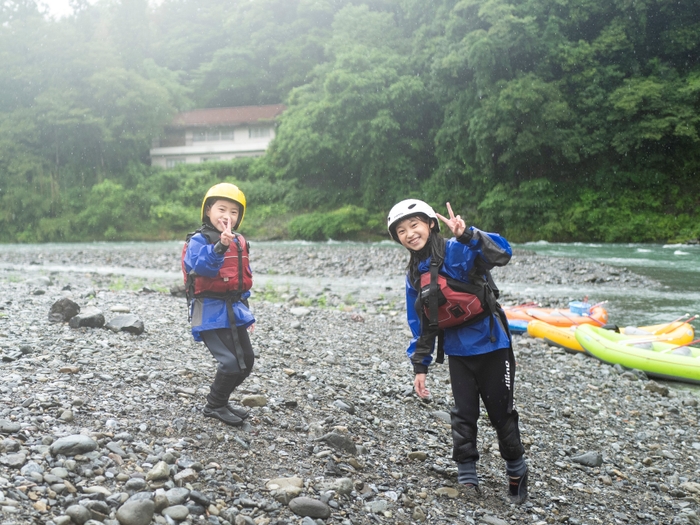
[575,324,700,385]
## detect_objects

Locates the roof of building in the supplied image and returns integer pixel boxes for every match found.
[169,104,286,128]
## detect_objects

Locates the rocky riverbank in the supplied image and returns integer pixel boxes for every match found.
[0,243,698,525]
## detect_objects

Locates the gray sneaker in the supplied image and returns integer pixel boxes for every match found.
[203,405,243,426]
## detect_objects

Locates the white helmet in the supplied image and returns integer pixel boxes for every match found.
[387,199,440,242]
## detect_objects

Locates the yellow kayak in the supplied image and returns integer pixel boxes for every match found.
[527,320,695,353]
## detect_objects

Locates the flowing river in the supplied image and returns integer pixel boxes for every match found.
[514,241,700,328]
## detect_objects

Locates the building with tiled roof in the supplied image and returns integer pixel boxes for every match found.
[150,104,285,168]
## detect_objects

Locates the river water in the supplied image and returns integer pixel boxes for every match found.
[515,241,700,329]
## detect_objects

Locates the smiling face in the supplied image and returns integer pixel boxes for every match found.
[205,198,241,232]
[394,215,433,251]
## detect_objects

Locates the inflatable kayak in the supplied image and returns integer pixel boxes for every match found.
[504,303,609,327]
[508,319,530,334]
[575,324,700,384]
[528,320,695,353]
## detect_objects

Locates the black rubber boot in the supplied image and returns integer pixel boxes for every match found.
[202,405,243,427]
[225,403,250,419]
[206,370,238,408]
[508,468,528,504]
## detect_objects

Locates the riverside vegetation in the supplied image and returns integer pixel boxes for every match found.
[0,243,699,525]
[2,0,700,244]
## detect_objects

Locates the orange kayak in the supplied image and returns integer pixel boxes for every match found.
[504,304,609,327]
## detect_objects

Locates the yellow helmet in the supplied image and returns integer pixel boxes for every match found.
[201,183,247,229]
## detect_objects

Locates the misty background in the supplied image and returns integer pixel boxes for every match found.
[1,0,699,243]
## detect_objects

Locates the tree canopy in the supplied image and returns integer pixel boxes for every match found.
[0,0,698,242]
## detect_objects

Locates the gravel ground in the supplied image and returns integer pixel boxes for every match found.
[0,242,698,525]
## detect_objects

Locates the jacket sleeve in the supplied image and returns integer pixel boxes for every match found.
[455,227,512,270]
[405,276,436,374]
[184,234,224,277]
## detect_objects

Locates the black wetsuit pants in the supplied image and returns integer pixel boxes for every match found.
[449,347,525,463]
[201,327,255,407]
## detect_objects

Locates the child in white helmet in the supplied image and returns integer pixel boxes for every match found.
[387,199,528,503]
[182,183,255,427]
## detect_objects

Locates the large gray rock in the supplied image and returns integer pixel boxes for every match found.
[162,505,189,521]
[290,307,311,317]
[106,441,127,457]
[124,478,147,493]
[145,460,170,481]
[2,438,21,452]
[572,451,604,467]
[20,461,44,477]
[66,504,91,525]
[188,490,210,507]
[82,500,111,520]
[266,477,303,504]
[68,307,105,328]
[241,395,267,407]
[116,499,154,525]
[332,399,355,415]
[50,435,98,456]
[48,298,80,323]
[288,497,331,519]
[321,477,353,496]
[154,494,169,513]
[164,487,190,506]
[317,432,357,455]
[0,419,21,433]
[105,314,144,335]
[0,453,26,468]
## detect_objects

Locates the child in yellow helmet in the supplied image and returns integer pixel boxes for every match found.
[181,183,255,427]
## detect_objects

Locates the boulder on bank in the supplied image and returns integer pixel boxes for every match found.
[68,307,105,328]
[106,314,145,335]
[48,298,80,323]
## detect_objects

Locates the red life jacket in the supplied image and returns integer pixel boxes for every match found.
[181,228,252,302]
[418,262,495,330]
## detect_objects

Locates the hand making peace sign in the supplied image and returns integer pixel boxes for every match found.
[219,216,235,246]
[435,202,466,238]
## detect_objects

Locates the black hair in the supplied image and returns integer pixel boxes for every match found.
[405,217,445,288]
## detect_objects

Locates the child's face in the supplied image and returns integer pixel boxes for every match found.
[395,216,431,251]
[206,199,240,233]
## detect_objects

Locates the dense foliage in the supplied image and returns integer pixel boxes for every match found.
[1,0,698,243]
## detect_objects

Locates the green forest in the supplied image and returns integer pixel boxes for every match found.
[1,0,699,243]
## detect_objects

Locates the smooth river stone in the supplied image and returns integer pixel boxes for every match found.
[50,435,98,456]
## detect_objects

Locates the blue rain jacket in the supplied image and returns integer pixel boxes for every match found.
[405,228,512,372]
[183,231,255,342]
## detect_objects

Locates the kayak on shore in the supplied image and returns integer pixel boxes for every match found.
[575,324,700,385]
[527,319,696,353]
[504,302,609,328]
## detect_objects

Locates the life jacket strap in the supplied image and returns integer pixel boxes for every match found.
[428,261,440,329]
[225,298,247,372]
[234,234,244,292]
[436,330,445,364]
